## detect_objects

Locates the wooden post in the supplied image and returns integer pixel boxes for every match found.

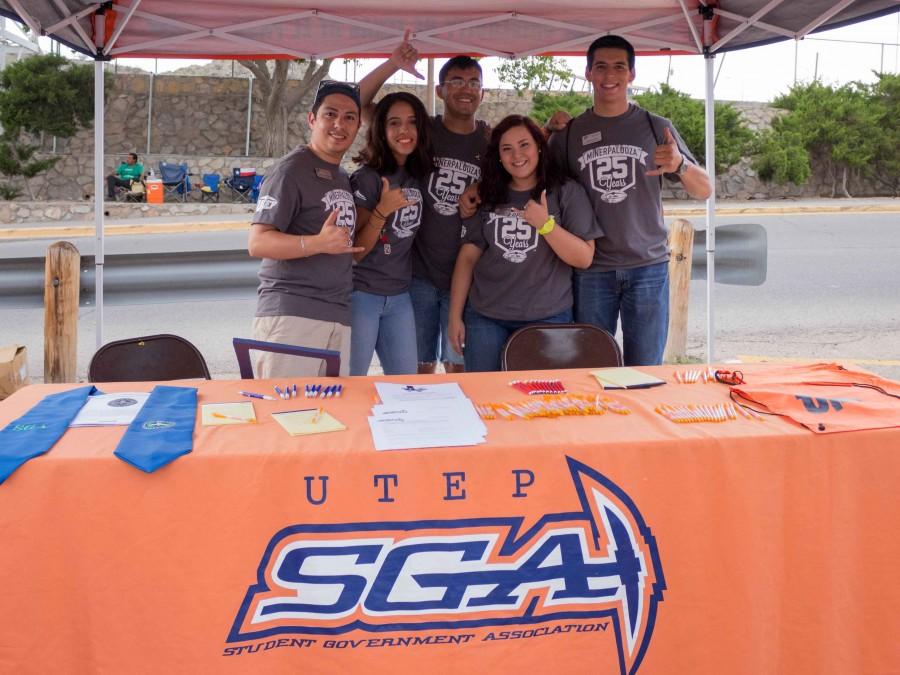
[44,241,80,383]
[664,218,694,363]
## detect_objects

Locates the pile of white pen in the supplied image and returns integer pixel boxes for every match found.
[655,402,764,423]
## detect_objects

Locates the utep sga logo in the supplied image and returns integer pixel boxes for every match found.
[228,458,665,674]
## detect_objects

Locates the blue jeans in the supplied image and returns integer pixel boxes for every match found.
[462,306,573,372]
[350,290,418,376]
[408,276,464,366]
[573,262,669,366]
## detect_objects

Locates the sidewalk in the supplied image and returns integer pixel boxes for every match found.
[1,197,898,240]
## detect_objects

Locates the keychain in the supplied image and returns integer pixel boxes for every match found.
[379,229,391,255]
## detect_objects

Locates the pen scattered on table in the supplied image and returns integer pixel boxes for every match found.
[509,379,566,395]
[673,368,716,384]
[239,390,276,401]
[476,394,631,421]
[305,384,343,398]
[201,402,257,426]
[211,412,256,423]
[655,402,764,423]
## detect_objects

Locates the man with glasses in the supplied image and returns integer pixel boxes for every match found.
[248,80,365,377]
[361,38,489,374]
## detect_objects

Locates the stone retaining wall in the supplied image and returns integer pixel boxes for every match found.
[2,74,891,206]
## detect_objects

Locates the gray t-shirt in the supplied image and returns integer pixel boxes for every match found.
[411,115,490,291]
[549,103,696,272]
[252,145,356,325]
[462,180,601,321]
[350,165,423,296]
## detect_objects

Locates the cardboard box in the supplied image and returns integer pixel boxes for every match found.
[0,344,29,400]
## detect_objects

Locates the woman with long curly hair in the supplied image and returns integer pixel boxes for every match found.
[448,114,602,372]
[349,92,433,375]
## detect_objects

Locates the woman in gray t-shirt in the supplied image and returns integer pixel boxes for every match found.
[349,92,433,375]
[448,115,603,372]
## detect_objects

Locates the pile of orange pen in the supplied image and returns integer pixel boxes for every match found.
[655,402,764,423]
[475,394,631,420]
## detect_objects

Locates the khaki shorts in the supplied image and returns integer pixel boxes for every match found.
[251,315,351,378]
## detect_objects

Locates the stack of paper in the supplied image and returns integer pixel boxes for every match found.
[369,383,487,451]
[591,367,666,390]
[70,392,150,427]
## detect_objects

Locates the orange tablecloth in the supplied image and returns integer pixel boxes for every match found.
[1,366,898,674]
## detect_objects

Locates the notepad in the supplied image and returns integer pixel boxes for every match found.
[272,408,346,436]
[201,401,257,425]
[591,367,666,389]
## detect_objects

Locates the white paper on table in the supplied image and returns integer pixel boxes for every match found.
[69,392,150,427]
[368,400,486,451]
[374,382,468,404]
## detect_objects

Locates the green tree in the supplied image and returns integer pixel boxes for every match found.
[530,91,592,126]
[0,53,96,200]
[753,80,881,196]
[495,56,575,95]
[237,59,332,157]
[634,84,754,173]
[869,72,900,195]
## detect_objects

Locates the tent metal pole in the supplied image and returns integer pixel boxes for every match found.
[426,59,435,115]
[94,60,105,348]
[146,72,153,155]
[704,52,716,364]
[245,76,253,156]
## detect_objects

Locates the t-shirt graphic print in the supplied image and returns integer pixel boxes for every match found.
[489,208,538,263]
[577,143,649,204]
[322,188,355,233]
[427,157,481,216]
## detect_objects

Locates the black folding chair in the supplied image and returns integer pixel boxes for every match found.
[88,334,211,382]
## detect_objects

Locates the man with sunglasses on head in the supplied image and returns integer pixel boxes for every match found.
[361,34,490,374]
[248,80,365,378]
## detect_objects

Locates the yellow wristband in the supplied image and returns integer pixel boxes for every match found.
[537,216,556,236]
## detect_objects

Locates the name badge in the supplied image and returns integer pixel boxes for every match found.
[314,167,333,180]
[582,131,603,146]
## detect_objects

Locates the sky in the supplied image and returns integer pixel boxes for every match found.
[10,9,900,104]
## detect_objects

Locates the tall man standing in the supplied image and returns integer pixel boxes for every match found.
[248,81,365,377]
[548,35,711,366]
[361,36,489,374]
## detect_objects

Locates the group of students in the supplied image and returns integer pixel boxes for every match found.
[248,34,712,378]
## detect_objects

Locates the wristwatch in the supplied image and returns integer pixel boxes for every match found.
[676,157,690,176]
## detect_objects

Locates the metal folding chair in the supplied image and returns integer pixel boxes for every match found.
[159,162,190,202]
[232,337,341,378]
[225,167,256,203]
[88,334,211,382]
[500,324,623,371]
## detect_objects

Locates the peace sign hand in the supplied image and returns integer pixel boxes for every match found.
[647,126,683,176]
[390,29,423,80]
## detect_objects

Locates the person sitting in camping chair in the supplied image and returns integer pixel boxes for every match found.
[106,153,144,200]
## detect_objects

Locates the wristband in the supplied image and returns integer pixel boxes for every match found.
[299,235,306,253]
[373,208,387,221]
[537,216,556,236]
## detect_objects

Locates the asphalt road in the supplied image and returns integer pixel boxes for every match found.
[2,210,898,383]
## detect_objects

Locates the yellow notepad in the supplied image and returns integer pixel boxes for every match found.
[591,367,666,390]
[201,401,257,425]
[272,408,346,436]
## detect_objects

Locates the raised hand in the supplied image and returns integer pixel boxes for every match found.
[376,177,415,216]
[390,29,423,80]
[647,126,683,176]
[516,190,550,229]
[316,209,365,255]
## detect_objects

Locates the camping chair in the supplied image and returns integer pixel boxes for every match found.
[88,334,211,382]
[500,324,623,371]
[233,337,341,378]
[250,174,264,202]
[159,162,190,202]
[199,173,220,202]
[225,167,256,203]
[114,178,145,202]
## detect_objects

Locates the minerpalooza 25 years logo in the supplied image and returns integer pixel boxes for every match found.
[226,457,665,674]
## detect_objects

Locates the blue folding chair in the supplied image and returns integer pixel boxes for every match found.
[232,337,341,378]
[159,162,190,201]
[250,174,264,202]
[225,167,256,203]
[199,173,220,202]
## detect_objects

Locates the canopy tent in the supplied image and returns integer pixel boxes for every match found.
[1,0,897,358]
